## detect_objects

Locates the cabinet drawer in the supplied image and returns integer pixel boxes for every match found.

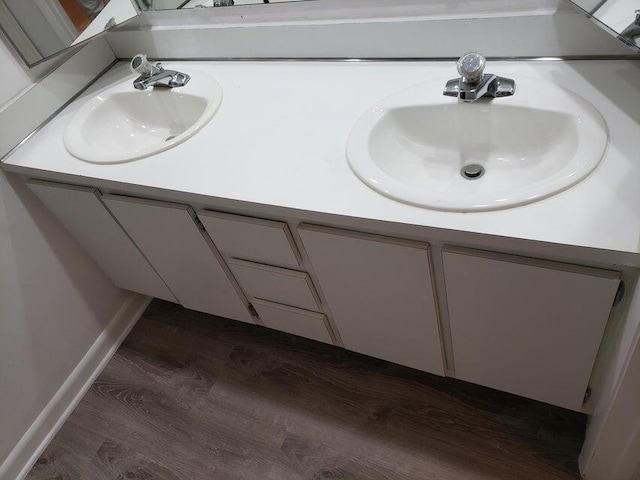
[229,259,320,311]
[253,299,333,344]
[197,211,301,269]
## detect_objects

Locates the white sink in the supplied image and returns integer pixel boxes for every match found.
[64,70,223,164]
[347,77,608,211]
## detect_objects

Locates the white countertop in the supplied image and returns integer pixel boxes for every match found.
[4,60,640,257]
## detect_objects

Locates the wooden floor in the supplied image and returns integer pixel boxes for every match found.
[28,299,586,479]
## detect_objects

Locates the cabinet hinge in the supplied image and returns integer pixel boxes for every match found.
[583,386,592,405]
[613,281,625,307]
[249,304,259,319]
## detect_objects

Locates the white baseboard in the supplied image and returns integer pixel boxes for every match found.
[0,292,152,480]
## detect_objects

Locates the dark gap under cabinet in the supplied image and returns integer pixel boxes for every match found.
[28,300,585,480]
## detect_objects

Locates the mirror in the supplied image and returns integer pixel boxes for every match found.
[136,0,311,10]
[0,0,139,66]
[565,0,640,51]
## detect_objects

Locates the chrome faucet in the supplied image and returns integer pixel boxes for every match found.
[130,54,190,91]
[443,52,515,102]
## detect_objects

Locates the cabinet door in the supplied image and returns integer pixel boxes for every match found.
[298,225,444,375]
[443,248,620,411]
[103,195,253,324]
[27,179,176,302]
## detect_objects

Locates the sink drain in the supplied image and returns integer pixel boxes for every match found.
[461,164,485,180]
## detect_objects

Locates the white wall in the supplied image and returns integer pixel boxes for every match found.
[584,325,640,479]
[0,42,35,106]
[0,38,134,478]
[0,38,116,160]
[0,171,130,463]
[107,0,632,58]
[0,32,70,107]
[73,0,138,46]
[581,278,640,479]
[573,0,605,12]
[595,0,639,33]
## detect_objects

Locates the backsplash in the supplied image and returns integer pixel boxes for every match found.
[107,0,630,59]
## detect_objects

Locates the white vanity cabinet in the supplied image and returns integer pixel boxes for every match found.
[26,180,176,302]
[102,195,253,324]
[442,248,620,411]
[298,224,445,376]
[24,177,624,411]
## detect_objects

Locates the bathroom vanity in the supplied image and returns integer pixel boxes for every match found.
[4,59,640,416]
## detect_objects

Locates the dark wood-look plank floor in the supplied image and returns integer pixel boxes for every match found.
[28,299,586,479]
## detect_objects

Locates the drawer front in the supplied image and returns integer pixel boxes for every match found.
[253,299,333,344]
[229,259,320,311]
[198,211,301,269]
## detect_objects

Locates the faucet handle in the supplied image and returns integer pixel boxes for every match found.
[130,54,161,77]
[457,52,486,84]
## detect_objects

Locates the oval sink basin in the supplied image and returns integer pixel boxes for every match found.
[347,77,608,211]
[64,69,222,164]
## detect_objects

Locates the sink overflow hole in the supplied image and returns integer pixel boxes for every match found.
[461,164,485,180]
[165,135,177,142]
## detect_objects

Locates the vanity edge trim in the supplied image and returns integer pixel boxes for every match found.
[5,164,640,270]
[122,55,640,62]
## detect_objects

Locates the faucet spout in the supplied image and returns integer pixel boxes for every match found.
[443,53,515,103]
[130,54,191,91]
